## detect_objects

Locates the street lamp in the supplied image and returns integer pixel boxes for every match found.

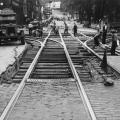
[0,2,3,6]
[0,2,3,9]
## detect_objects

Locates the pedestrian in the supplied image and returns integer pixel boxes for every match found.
[52,21,56,34]
[39,28,43,38]
[38,22,43,38]
[110,32,118,55]
[0,29,4,36]
[28,23,33,36]
[55,26,59,35]
[102,23,107,44]
[73,23,77,36]
[26,18,30,25]
[93,32,101,49]
[64,22,68,34]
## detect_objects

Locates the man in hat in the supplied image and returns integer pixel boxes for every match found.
[110,31,118,55]
[93,31,102,49]
[64,22,68,34]
[73,23,77,36]
[102,23,107,44]
[28,22,33,36]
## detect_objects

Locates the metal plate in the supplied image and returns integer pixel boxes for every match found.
[27,78,76,83]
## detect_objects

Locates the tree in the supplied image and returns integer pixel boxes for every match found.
[61,0,120,24]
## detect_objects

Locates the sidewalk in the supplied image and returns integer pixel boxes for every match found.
[0,44,26,75]
[106,56,120,73]
[101,44,120,73]
[98,41,120,74]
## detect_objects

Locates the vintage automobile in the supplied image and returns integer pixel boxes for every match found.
[0,24,25,45]
[0,8,25,45]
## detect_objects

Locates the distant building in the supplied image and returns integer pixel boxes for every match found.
[44,0,61,9]
[42,0,61,19]
[26,0,41,21]
[11,0,25,25]
[51,1,61,9]
[8,0,41,25]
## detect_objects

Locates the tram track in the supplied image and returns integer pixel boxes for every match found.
[0,31,50,119]
[62,32,120,120]
[75,31,120,76]
[1,28,120,120]
[77,32,120,56]
[29,38,72,79]
[12,33,49,83]
[0,30,94,120]
[0,32,50,117]
[63,32,119,81]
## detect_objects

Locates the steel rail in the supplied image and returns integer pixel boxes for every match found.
[48,38,63,47]
[79,31,120,55]
[74,32,120,74]
[79,32,93,40]
[59,31,97,120]
[70,33,101,58]
[0,30,51,120]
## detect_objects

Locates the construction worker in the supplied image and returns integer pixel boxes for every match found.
[28,22,33,36]
[55,26,59,35]
[73,23,77,36]
[52,21,56,34]
[102,23,107,44]
[93,32,101,49]
[64,22,68,34]
[110,31,118,55]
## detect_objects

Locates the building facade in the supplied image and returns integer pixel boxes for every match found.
[0,0,41,25]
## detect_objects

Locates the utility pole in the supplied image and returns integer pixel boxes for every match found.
[9,0,13,8]
[87,0,92,27]
[19,0,24,25]
[100,0,105,20]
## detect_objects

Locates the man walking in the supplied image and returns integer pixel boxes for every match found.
[93,32,101,49]
[73,23,77,36]
[110,31,118,55]
[64,22,68,34]
[102,23,107,44]
[28,23,33,36]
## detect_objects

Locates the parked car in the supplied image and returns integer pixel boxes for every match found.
[0,24,25,45]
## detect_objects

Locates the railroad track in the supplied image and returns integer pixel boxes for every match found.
[0,32,49,118]
[62,32,120,120]
[63,32,119,80]
[77,32,120,56]
[65,32,118,79]
[0,30,95,120]
[0,29,120,120]
[12,33,48,83]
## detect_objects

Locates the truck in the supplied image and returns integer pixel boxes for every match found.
[0,8,25,45]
